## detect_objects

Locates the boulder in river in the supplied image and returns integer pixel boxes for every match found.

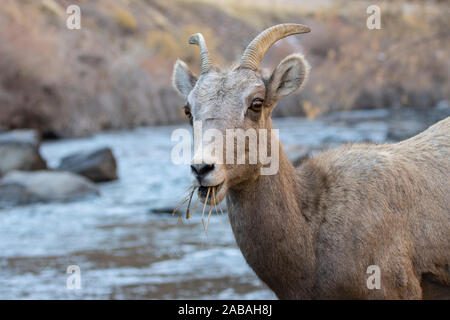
[0,129,47,176]
[0,170,99,208]
[150,200,228,216]
[57,147,118,182]
[284,144,323,167]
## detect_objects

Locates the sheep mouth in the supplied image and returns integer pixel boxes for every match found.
[198,182,223,199]
[172,182,226,233]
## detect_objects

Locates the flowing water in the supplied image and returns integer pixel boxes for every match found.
[0,115,390,299]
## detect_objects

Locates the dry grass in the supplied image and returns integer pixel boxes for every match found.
[114,7,138,32]
[172,185,222,233]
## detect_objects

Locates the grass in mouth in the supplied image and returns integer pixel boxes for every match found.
[172,185,220,233]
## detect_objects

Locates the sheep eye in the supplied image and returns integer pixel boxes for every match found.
[249,98,264,112]
[183,104,192,118]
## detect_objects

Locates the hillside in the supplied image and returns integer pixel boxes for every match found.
[0,0,448,137]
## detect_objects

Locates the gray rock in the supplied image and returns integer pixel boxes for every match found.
[0,170,99,207]
[0,183,42,208]
[387,119,427,141]
[150,207,178,215]
[431,100,450,123]
[435,100,449,111]
[152,198,228,216]
[284,144,322,167]
[0,130,46,176]
[386,107,449,142]
[58,147,118,182]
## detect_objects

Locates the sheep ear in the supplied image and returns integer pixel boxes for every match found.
[172,59,197,98]
[266,53,309,104]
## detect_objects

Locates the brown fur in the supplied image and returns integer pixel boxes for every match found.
[228,118,450,299]
[172,29,449,299]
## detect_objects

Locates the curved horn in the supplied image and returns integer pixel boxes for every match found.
[239,23,310,70]
[189,33,212,74]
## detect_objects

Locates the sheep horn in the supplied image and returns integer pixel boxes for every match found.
[239,23,310,70]
[189,33,212,74]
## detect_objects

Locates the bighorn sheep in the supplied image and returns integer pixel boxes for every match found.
[172,24,450,299]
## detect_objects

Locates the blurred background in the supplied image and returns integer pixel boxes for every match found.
[0,0,449,299]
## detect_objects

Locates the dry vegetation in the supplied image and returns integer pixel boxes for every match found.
[0,0,448,137]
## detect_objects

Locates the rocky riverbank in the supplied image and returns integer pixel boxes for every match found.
[0,130,118,208]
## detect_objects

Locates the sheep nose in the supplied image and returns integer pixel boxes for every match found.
[190,163,215,181]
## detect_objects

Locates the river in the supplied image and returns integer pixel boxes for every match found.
[0,113,393,299]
